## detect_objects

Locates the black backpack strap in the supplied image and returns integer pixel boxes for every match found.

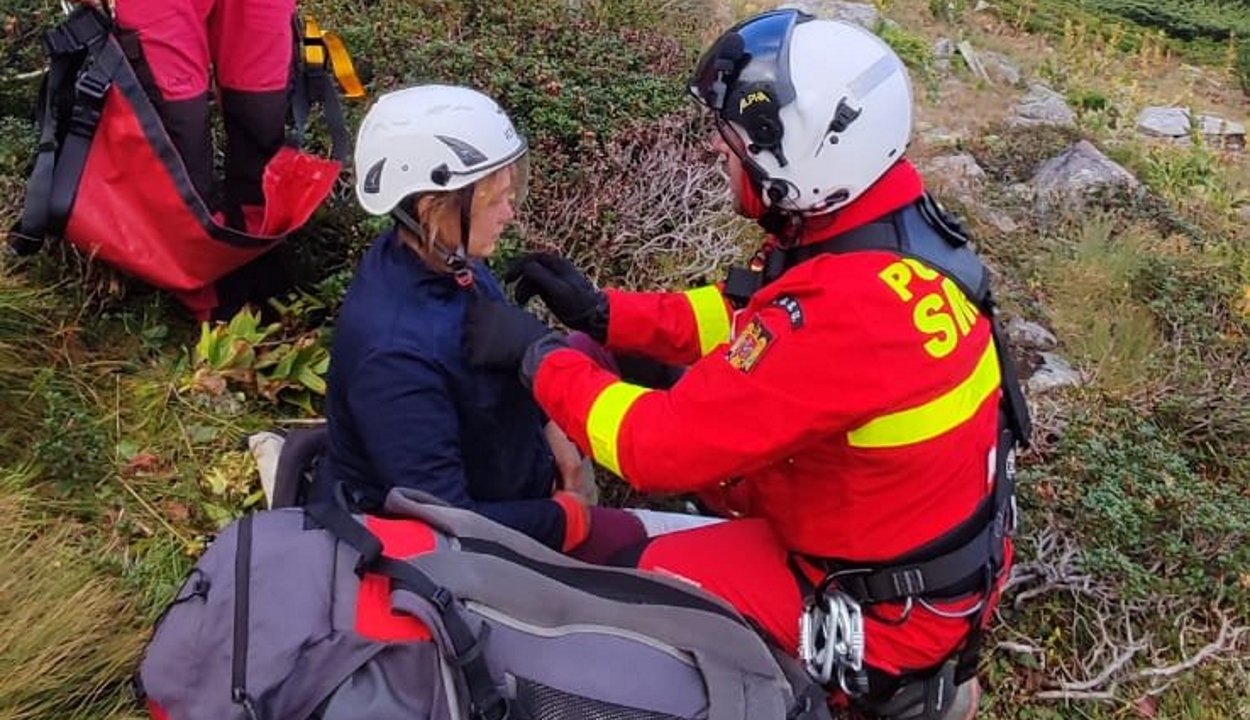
[376,557,513,720]
[991,319,1032,446]
[304,501,382,569]
[9,8,111,254]
[46,39,125,236]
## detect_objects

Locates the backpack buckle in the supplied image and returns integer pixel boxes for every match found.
[75,69,111,103]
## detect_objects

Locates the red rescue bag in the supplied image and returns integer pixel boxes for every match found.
[8,8,342,318]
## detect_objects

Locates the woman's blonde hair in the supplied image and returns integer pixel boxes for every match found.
[410,165,516,253]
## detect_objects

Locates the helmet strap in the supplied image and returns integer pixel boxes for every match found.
[393,196,474,288]
[454,185,476,288]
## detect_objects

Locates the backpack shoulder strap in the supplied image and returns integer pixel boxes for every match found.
[9,8,112,254]
[304,501,513,720]
[288,14,354,162]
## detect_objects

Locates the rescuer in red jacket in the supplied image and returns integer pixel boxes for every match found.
[464,10,1030,719]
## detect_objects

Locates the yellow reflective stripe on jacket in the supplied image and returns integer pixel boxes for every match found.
[847,342,1001,448]
[684,286,732,356]
[586,382,651,476]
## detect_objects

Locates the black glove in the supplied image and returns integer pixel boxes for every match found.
[504,252,609,342]
[464,298,564,386]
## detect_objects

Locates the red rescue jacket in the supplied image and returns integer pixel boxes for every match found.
[533,161,1001,564]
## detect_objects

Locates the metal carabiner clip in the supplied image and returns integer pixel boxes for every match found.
[798,589,867,696]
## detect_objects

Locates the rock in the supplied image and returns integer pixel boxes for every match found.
[981,210,1019,234]
[981,51,1022,86]
[1009,84,1077,128]
[1137,106,1193,137]
[1030,140,1141,212]
[778,1,880,28]
[1136,106,1245,148]
[957,41,991,82]
[922,153,986,198]
[919,126,965,149]
[1005,318,1057,351]
[933,37,956,71]
[1026,352,1084,394]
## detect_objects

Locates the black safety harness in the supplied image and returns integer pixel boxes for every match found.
[725,193,1032,715]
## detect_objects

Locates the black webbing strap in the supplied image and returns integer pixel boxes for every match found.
[230,515,261,720]
[304,501,382,570]
[46,39,124,236]
[828,523,995,604]
[288,19,349,162]
[374,558,511,720]
[991,319,1032,446]
[303,502,511,720]
[9,8,110,254]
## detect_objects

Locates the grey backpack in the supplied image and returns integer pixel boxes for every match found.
[136,489,831,720]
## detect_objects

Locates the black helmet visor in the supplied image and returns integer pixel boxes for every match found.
[688,9,812,162]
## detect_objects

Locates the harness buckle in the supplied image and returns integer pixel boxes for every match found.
[890,567,926,598]
[799,590,867,697]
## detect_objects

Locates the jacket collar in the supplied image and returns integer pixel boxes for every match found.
[795,160,925,246]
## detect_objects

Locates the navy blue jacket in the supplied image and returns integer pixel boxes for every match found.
[316,230,566,548]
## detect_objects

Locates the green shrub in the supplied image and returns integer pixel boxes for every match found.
[1049,403,1250,605]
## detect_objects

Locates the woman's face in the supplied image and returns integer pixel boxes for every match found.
[465,166,519,259]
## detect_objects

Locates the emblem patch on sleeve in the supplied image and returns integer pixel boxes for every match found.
[726,317,774,373]
[772,295,805,329]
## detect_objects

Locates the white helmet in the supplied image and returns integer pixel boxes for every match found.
[354,85,527,215]
[690,10,913,216]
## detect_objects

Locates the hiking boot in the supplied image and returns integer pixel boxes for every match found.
[941,679,980,720]
[866,671,981,720]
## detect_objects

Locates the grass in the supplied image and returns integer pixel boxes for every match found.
[0,476,147,720]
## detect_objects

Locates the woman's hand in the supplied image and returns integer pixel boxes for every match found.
[545,421,598,506]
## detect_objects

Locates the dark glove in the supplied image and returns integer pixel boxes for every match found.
[464,297,551,371]
[464,298,566,387]
[504,252,609,342]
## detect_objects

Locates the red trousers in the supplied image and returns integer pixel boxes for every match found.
[115,0,298,316]
[115,0,295,209]
[636,519,995,677]
[116,0,294,100]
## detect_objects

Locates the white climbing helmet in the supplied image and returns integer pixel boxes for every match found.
[354,85,528,215]
[690,10,913,215]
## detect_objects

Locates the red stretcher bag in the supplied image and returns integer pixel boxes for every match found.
[8,8,342,317]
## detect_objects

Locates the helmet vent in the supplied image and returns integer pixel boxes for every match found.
[362,159,386,194]
[828,98,861,134]
[436,135,489,167]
